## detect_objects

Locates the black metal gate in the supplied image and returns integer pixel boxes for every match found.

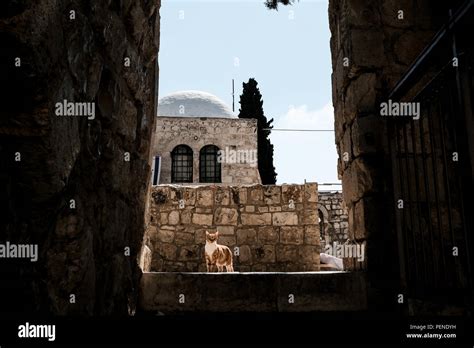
[388,0,474,308]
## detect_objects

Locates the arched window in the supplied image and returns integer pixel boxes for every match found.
[171,145,193,183]
[199,145,221,183]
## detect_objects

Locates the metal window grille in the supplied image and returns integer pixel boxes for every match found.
[199,145,221,183]
[171,145,193,183]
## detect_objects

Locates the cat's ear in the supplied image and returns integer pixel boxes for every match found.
[205,231,209,236]
[216,231,219,237]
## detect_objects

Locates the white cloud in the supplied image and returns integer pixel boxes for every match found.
[270,102,340,186]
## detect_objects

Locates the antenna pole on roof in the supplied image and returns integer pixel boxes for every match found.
[232,79,235,113]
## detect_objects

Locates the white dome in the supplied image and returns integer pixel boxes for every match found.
[158,90,236,118]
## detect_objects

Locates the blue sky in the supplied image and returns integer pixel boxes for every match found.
[159,0,340,187]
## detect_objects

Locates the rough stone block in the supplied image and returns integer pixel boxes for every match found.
[197,188,213,207]
[214,207,238,225]
[175,232,194,245]
[272,212,298,226]
[304,226,319,246]
[168,211,180,225]
[254,245,275,263]
[301,210,318,225]
[276,245,298,262]
[245,206,255,212]
[299,245,320,264]
[218,235,236,247]
[177,245,201,262]
[249,186,263,203]
[263,185,281,205]
[257,226,279,243]
[180,209,192,224]
[280,227,304,245]
[216,226,235,235]
[238,245,252,263]
[236,228,257,245]
[192,213,213,226]
[241,213,271,225]
[157,229,175,243]
[304,183,318,202]
[282,185,303,203]
[158,243,177,260]
[215,187,230,205]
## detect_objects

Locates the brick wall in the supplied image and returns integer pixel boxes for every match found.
[318,192,349,244]
[144,183,319,272]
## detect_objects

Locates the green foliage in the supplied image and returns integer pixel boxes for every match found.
[265,0,298,10]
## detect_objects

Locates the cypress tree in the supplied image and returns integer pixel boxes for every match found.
[264,0,298,10]
[238,78,277,184]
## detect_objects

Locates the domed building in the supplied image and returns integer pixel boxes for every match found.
[152,90,261,185]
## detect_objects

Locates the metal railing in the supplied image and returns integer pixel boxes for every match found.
[387,0,474,306]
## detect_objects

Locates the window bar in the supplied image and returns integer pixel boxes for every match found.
[408,118,429,293]
[426,96,448,287]
[417,97,439,288]
[402,120,421,294]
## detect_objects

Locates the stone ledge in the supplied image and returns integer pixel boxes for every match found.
[139,271,367,313]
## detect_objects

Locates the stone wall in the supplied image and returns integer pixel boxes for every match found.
[0,0,159,316]
[152,117,261,184]
[328,0,450,307]
[318,192,349,244]
[145,183,319,272]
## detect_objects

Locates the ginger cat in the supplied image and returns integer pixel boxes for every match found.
[204,231,234,272]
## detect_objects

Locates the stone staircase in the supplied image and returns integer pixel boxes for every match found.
[138,271,367,313]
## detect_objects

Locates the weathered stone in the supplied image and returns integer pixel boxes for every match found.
[214,207,238,225]
[301,210,318,225]
[197,189,213,207]
[236,228,257,245]
[215,187,231,205]
[218,235,236,247]
[350,29,385,67]
[254,245,275,263]
[216,226,235,235]
[238,245,252,263]
[282,185,302,203]
[280,227,304,245]
[249,186,263,203]
[177,245,201,262]
[299,246,320,264]
[175,232,194,245]
[276,245,298,262]
[263,185,281,204]
[168,211,180,225]
[192,213,213,226]
[304,183,318,203]
[241,213,272,225]
[157,229,175,243]
[272,212,298,226]
[345,73,378,119]
[181,210,192,224]
[305,226,319,246]
[158,243,177,260]
[257,226,279,243]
